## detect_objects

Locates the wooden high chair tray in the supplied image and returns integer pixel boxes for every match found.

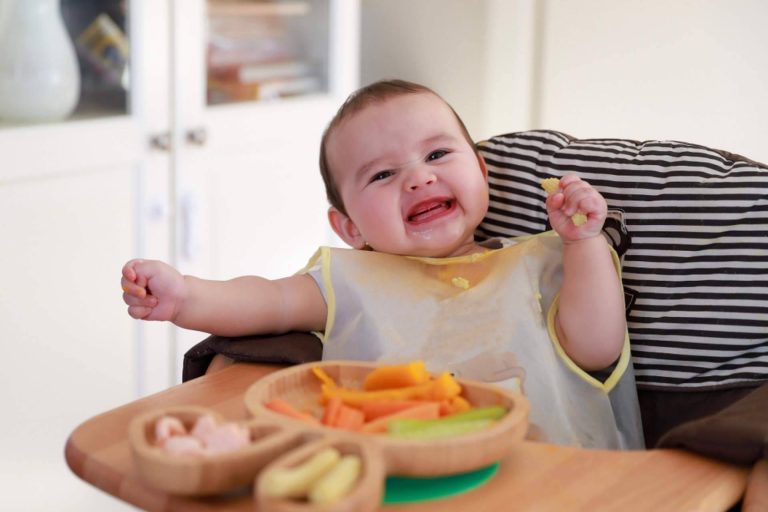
[65,363,749,511]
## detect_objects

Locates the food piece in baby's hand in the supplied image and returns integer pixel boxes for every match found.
[570,212,588,226]
[540,177,588,227]
[541,177,561,195]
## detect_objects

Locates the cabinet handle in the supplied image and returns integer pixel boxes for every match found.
[179,193,200,261]
[186,127,208,146]
[149,132,172,151]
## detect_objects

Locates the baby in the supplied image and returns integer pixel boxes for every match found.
[122,80,643,449]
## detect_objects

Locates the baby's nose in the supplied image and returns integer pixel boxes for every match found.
[406,167,436,191]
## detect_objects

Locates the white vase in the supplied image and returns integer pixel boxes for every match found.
[0,0,80,123]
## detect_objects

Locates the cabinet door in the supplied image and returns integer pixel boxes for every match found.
[0,160,137,509]
[169,0,359,373]
[0,2,170,509]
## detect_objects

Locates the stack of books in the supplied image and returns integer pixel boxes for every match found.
[206,1,321,104]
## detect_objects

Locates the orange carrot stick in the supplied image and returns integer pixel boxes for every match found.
[360,399,438,421]
[333,403,365,431]
[321,396,343,426]
[360,402,441,433]
[265,398,320,425]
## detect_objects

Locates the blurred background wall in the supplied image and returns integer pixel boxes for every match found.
[361,0,768,162]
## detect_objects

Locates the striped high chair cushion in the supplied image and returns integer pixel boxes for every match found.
[476,130,768,390]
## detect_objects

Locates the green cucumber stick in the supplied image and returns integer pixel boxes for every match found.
[389,405,507,434]
[389,418,495,440]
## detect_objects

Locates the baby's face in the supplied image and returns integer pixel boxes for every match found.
[325,92,488,257]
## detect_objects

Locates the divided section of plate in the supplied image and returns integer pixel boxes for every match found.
[244,360,529,476]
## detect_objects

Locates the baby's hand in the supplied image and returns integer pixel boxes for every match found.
[542,174,607,242]
[121,259,185,321]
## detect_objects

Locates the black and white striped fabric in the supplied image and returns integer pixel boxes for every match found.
[476,130,768,391]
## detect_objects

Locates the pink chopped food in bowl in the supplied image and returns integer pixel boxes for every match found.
[154,414,250,455]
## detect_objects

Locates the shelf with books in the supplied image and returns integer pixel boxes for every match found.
[206,0,328,105]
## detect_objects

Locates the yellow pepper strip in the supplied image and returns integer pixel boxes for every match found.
[363,360,431,390]
[322,372,462,407]
[444,395,472,415]
[312,367,338,388]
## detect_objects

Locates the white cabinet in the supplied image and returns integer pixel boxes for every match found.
[0,1,358,509]
[169,0,359,374]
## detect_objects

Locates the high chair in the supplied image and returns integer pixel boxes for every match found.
[183,130,768,494]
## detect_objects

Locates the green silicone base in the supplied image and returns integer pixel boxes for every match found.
[382,463,500,504]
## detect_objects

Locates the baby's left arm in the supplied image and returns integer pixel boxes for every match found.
[544,175,626,370]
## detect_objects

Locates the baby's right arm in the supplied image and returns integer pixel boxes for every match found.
[121,259,327,337]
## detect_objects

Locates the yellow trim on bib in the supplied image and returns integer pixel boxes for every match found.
[545,244,630,393]
[298,247,335,344]
[546,295,630,393]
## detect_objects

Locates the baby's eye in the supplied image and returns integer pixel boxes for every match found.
[370,170,394,183]
[427,149,448,161]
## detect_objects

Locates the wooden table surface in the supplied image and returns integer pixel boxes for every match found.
[66,363,750,511]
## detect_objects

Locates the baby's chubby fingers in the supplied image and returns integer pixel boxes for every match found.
[122,276,158,319]
[543,173,587,216]
[542,174,607,240]
[127,304,155,320]
[560,177,606,219]
[122,285,157,307]
[119,258,184,322]
[121,275,146,299]
[121,259,147,290]
[121,259,156,306]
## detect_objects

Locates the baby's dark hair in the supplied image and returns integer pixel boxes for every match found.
[319,79,477,215]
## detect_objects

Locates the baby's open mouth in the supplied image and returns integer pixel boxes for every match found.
[407,199,455,224]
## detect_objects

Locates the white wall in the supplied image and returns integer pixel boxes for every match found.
[536,0,768,163]
[360,0,768,163]
[360,0,489,139]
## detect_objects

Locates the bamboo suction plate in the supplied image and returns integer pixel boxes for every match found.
[244,360,530,511]
[129,361,529,511]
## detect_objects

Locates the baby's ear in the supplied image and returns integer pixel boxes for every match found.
[477,153,488,180]
[328,207,366,249]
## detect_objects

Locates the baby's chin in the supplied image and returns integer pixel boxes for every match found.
[379,233,479,258]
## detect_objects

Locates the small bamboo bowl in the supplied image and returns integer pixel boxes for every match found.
[244,360,530,477]
[254,436,386,512]
[129,405,303,496]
